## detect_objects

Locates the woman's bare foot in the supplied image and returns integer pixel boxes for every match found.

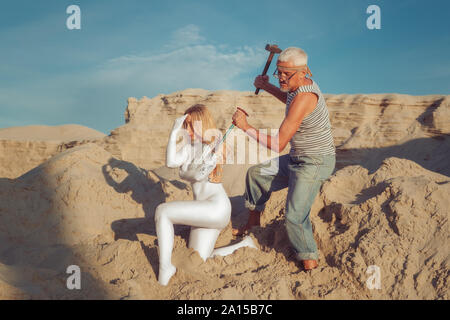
[158,264,176,286]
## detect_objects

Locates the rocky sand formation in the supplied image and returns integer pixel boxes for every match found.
[0,90,448,299]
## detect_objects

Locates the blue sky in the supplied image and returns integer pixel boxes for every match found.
[1,0,449,134]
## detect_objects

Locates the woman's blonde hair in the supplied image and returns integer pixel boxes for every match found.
[182,104,224,183]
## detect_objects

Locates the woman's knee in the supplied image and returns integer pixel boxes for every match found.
[155,203,168,223]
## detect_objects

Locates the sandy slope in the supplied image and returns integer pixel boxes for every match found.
[0,124,106,178]
[0,90,448,299]
[0,124,106,142]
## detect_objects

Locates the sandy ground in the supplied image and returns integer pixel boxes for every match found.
[0,90,448,299]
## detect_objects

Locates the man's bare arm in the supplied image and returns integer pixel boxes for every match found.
[254,75,287,104]
[239,92,318,153]
[262,83,288,104]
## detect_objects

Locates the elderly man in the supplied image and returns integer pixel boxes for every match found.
[231,47,335,270]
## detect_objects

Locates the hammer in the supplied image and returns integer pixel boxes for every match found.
[255,44,282,95]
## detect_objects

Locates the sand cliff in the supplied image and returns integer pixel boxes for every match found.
[0,90,448,299]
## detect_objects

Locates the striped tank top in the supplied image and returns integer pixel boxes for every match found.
[285,79,335,157]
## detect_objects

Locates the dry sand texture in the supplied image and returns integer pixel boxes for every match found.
[0,90,448,299]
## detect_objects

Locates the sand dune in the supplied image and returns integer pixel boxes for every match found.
[0,90,448,299]
[0,124,106,179]
[0,124,106,142]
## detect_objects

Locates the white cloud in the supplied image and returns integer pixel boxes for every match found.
[168,24,205,48]
[92,43,266,92]
[92,25,266,92]
[0,24,267,132]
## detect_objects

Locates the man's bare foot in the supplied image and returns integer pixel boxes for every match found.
[302,259,318,271]
[232,210,261,236]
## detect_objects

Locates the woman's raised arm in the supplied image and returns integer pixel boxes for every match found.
[166,115,189,168]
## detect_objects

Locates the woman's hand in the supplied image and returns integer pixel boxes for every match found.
[171,114,189,134]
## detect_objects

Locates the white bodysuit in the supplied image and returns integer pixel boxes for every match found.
[155,115,257,286]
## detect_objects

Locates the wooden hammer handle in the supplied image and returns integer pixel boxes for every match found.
[255,52,275,95]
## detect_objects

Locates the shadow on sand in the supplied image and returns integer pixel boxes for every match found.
[0,172,109,299]
[230,134,450,271]
[103,158,192,277]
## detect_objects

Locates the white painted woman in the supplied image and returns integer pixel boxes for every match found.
[155,104,257,286]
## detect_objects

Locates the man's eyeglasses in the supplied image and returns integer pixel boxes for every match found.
[273,68,298,80]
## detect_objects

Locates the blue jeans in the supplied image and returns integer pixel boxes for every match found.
[244,153,336,260]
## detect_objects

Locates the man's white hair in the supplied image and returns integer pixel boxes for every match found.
[278,47,308,66]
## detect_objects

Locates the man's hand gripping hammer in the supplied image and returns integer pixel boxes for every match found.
[255,44,282,95]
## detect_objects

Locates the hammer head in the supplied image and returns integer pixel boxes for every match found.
[265,44,282,54]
